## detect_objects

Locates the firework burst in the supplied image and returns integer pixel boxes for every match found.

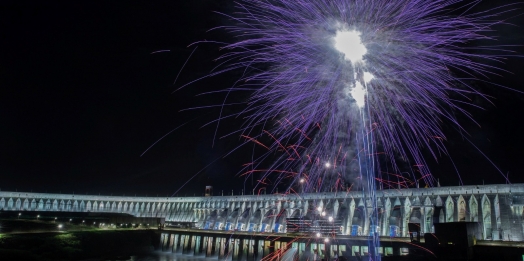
[195,0,515,193]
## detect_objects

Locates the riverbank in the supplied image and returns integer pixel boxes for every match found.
[0,229,158,260]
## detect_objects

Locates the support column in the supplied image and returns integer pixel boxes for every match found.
[169,234,175,252]
[240,239,249,261]
[214,237,221,258]
[219,237,227,259]
[181,235,187,253]
[205,236,214,257]
[194,235,202,255]
[256,240,264,261]
[263,240,272,259]
[161,233,169,251]
[247,239,255,261]
[202,236,208,256]
[172,234,180,253]
[188,235,195,254]
[232,238,241,261]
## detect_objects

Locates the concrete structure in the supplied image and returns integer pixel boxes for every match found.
[1,184,524,241]
[157,229,428,261]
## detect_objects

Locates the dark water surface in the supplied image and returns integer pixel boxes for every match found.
[125,252,217,261]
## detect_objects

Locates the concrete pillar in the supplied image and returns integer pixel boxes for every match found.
[213,236,220,257]
[297,241,306,261]
[183,234,191,254]
[205,236,214,257]
[241,239,249,261]
[193,235,201,255]
[346,199,355,234]
[202,236,208,256]
[219,237,227,259]
[180,235,186,253]
[189,235,196,254]
[169,234,175,252]
[161,233,169,251]
[402,197,412,237]
[319,241,329,261]
[172,234,179,253]
[263,240,272,259]
[247,239,255,261]
[232,238,241,261]
[256,240,264,261]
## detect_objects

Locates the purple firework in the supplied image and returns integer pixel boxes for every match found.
[199,0,513,192]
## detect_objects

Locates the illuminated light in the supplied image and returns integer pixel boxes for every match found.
[328,216,334,222]
[300,178,305,183]
[334,30,367,63]
[316,233,321,238]
[363,72,374,83]
[321,211,326,216]
[324,238,329,243]
[58,224,63,228]
[324,162,331,168]
[351,82,366,108]
[317,207,322,212]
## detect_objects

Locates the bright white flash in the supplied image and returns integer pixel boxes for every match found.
[363,71,374,83]
[351,82,366,108]
[334,30,367,63]
[335,30,370,108]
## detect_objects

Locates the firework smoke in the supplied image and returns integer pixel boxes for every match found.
[205,0,512,193]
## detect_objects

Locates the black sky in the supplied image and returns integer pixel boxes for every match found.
[1,1,523,197]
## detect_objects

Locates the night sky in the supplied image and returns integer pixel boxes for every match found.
[1,1,523,197]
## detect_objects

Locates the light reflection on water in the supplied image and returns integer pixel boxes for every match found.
[124,252,218,261]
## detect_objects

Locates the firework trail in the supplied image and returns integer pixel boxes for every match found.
[204,0,514,189]
[191,0,514,259]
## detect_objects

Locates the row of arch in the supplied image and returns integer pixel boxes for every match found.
[0,197,196,219]
[0,192,514,240]
[192,194,504,239]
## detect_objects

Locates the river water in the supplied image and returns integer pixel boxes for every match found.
[123,252,218,261]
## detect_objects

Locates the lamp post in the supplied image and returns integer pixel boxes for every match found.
[18,213,21,219]
[37,215,40,221]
